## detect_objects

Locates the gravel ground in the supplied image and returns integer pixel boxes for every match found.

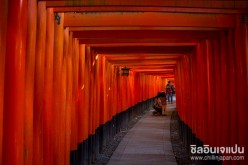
[170,110,194,165]
[93,112,147,165]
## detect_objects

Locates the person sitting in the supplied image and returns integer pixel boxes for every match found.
[153,92,162,115]
[160,91,167,115]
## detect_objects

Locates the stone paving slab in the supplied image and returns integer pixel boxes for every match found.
[108,103,177,165]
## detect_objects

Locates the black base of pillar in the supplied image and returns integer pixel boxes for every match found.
[70,98,154,165]
[176,113,222,165]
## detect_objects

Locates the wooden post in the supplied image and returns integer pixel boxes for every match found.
[43,8,54,165]
[227,30,237,147]
[0,0,8,164]
[235,15,248,165]
[78,43,87,142]
[53,12,65,165]
[213,39,221,147]
[70,38,79,151]
[205,39,215,146]
[64,27,71,165]
[3,0,28,164]
[195,43,206,142]
[24,0,37,164]
[190,50,197,137]
[84,46,90,141]
[219,32,229,147]
[33,2,46,165]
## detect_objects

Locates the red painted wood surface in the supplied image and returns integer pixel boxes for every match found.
[99,56,106,125]
[213,39,221,147]
[24,0,37,165]
[228,29,238,148]
[53,12,65,165]
[33,2,46,165]
[60,50,67,165]
[78,44,86,141]
[64,12,235,28]
[235,15,248,165]
[205,39,214,146]
[89,48,94,126]
[243,21,248,163]
[71,38,79,150]
[64,27,71,165]
[95,53,101,134]
[53,6,248,14]
[219,32,229,148]
[45,0,248,11]
[2,0,28,165]
[70,36,76,150]
[0,0,8,164]
[43,8,54,165]
[83,46,90,138]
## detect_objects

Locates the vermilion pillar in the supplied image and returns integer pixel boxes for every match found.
[246,20,248,88]
[205,39,215,146]
[115,66,120,114]
[93,50,98,133]
[24,0,37,165]
[91,51,97,134]
[182,54,191,131]
[101,57,108,125]
[244,18,248,154]
[3,0,28,164]
[43,8,54,165]
[84,46,90,139]
[61,24,68,165]
[0,0,8,164]
[213,39,221,147]
[245,19,248,159]
[74,39,80,148]
[235,15,248,165]
[0,0,8,163]
[108,64,113,120]
[33,2,46,165]
[88,47,94,135]
[61,50,67,165]
[201,40,210,145]
[195,43,206,142]
[227,30,237,148]
[96,54,101,133]
[70,38,79,151]
[67,31,73,152]
[99,56,105,125]
[78,44,86,142]
[190,51,197,137]
[64,27,71,165]
[219,32,229,147]
[53,12,65,165]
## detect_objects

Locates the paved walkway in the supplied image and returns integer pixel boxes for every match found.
[108,103,177,165]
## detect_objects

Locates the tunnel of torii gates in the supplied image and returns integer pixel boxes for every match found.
[0,0,248,165]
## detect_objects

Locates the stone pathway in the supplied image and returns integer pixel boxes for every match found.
[108,103,177,165]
